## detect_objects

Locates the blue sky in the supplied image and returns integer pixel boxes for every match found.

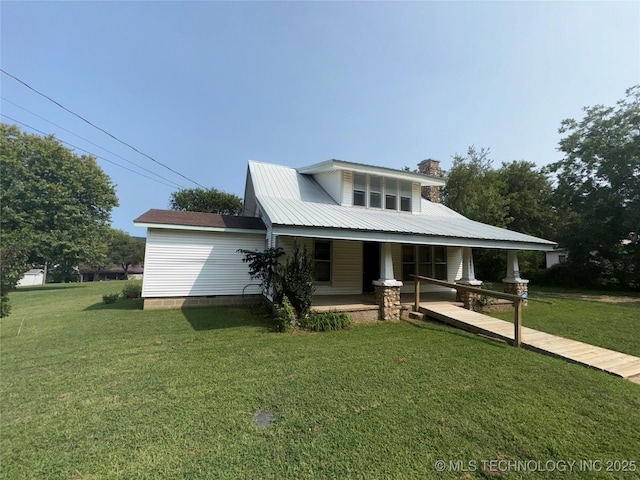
[2,1,638,235]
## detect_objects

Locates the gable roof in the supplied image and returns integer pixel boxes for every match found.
[134,209,266,233]
[247,161,557,251]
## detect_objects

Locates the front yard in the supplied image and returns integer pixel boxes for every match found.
[1,283,638,479]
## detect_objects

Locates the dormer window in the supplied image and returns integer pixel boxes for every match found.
[385,178,397,210]
[350,172,414,212]
[353,173,366,207]
[400,181,412,212]
[369,175,382,208]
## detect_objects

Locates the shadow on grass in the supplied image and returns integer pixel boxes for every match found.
[85,298,144,311]
[182,305,272,331]
[404,317,510,348]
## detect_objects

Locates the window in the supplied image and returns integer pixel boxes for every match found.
[400,181,412,212]
[369,175,382,208]
[314,240,332,282]
[559,255,567,264]
[385,178,398,210]
[402,245,416,281]
[353,173,366,207]
[402,245,447,281]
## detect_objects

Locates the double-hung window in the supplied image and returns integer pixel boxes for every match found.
[402,245,447,281]
[385,178,398,210]
[400,181,412,212]
[353,173,366,207]
[314,240,332,282]
[369,175,382,208]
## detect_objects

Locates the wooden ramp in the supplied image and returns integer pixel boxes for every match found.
[419,302,640,381]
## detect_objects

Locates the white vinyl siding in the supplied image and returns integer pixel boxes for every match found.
[342,171,353,207]
[142,229,266,298]
[412,182,421,214]
[277,236,362,295]
[313,170,343,204]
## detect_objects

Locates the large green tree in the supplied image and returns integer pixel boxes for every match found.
[442,147,556,280]
[547,86,640,289]
[106,229,146,279]
[0,123,118,299]
[170,187,242,215]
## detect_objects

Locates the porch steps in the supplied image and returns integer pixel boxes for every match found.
[417,302,640,382]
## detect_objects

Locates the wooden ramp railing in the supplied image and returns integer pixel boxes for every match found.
[411,275,528,347]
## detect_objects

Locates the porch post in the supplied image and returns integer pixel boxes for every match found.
[372,242,403,321]
[455,247,482,310]
[503,250,529,306]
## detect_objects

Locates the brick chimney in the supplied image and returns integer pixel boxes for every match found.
[418,159,441,203]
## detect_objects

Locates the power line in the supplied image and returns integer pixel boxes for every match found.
[1,96,185,190]
[1,68,206,188]
[1,114,181,190]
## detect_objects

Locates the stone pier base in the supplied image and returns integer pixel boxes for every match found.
[503,280,529,306]
[455,280,483,310]
[373,280,403,321]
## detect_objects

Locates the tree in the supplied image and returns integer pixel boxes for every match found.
[442,147,557,280]
[107,229,146,279]
[0,233,28,317]
[0,123,118,295]
[547,86,640,289]
[170,187,242,215]
[441,146,510,228]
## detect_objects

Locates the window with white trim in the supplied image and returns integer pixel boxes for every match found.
[385,178,398,210]
[314,240,332,282]
[402,245,447,281]
[400,181,412,212]
[369,175,382,208]
[353,173,366,207]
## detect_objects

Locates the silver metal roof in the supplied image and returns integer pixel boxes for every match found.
[248,160,557,250]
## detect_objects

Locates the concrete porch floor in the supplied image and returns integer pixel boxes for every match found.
[311,290,458,314]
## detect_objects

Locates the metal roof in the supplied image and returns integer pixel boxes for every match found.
[134,209,266,233]
[248,161,557,250]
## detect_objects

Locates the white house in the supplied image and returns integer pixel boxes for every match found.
[134,159,556,318]
[545,248,569,268]
[17,269,45,287]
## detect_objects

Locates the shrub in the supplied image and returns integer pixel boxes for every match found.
[302,310,352,332]
[273,295,296,332]
[279,242,315,318]
[122,282,142,299]
[102,292,120,304]
[0,294,11,317]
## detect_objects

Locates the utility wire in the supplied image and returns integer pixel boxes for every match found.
[1,68,206,188]
[1,96,185,190]
[1,114,180,190]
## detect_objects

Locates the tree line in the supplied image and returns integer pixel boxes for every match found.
[1,86,637,316]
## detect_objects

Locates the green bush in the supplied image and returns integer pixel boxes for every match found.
[279,242,315,318]
[102,292,120,304]
[273,295,296,332]
[301,310,352,332]
[122,282,142,299]
[0,294,11,318]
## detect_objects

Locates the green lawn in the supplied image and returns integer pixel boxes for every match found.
[1,283,639,479]
[488,291,640,357]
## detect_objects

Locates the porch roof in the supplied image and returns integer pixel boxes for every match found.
[250,162,557,251]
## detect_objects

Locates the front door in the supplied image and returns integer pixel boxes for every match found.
[362,242,380,293]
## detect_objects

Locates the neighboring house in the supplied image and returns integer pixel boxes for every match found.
[134,159,557,317]
[545,248,569,268]
[17,269,45,287]
[79,264,144,282]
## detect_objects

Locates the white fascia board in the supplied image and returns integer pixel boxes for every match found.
[271,225,557,251]
[298,160,445,187]
[133,222,266,235]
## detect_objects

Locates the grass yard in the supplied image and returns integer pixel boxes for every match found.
[488,290,640,358]
[1,283,639,479]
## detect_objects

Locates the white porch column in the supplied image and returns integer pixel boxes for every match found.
[503,250,529,304]
[372,242,403,321]
[455,247,482,310]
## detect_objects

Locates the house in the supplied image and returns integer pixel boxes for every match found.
[545,248,569,268]
[17,269,45,287]
[134,159,556,318]
[78,264,144,282]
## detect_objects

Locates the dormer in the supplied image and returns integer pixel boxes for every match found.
[297,159,445,214]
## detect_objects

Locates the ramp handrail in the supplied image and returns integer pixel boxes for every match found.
[411,275,529,347]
